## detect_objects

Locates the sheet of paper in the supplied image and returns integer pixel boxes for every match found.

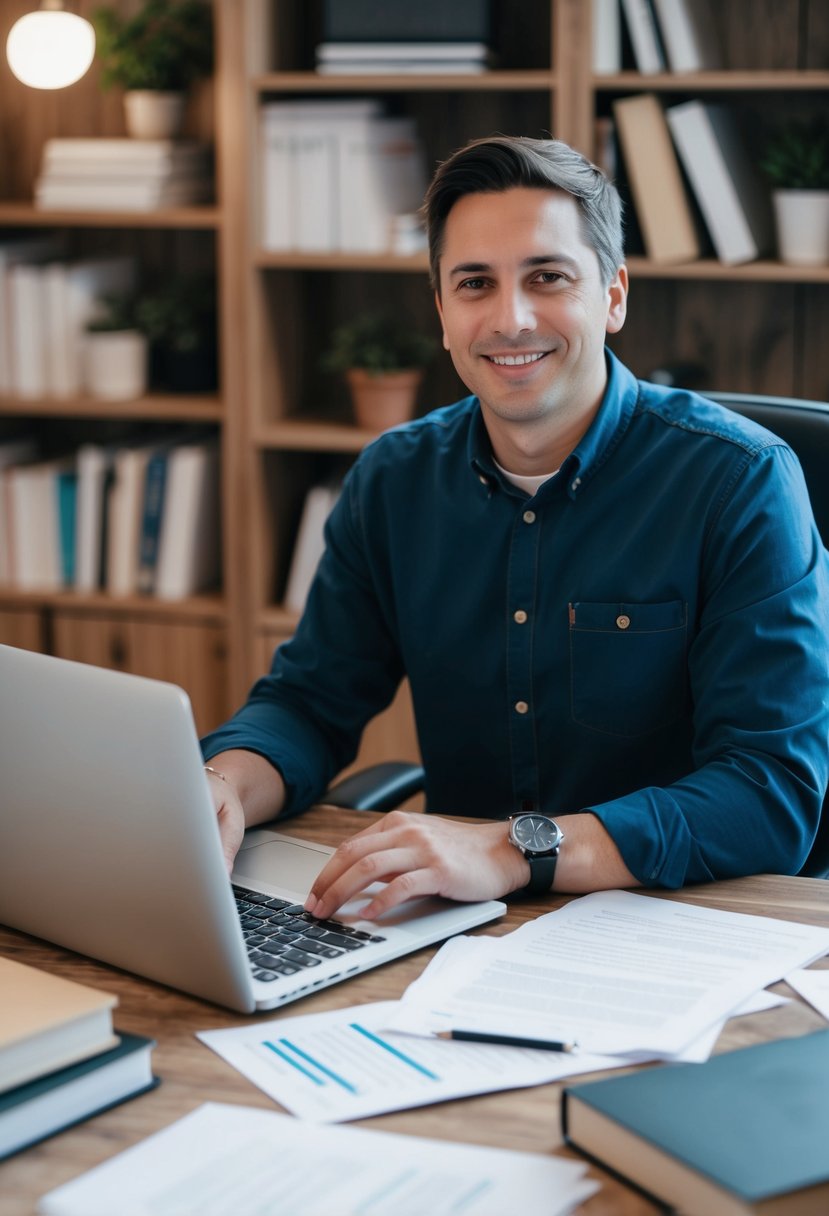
[785,967,829,1020]
[37,1101,599,1216]
[387,890,829,1057]
[199,999,624,1121]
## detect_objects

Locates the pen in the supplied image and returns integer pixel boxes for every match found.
[437,1029,577,1053]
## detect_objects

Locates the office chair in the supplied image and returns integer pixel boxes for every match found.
[326,391,829,878]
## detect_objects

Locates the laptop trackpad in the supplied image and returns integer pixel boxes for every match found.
[233,829,334,894]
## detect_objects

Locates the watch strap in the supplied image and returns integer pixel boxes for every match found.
[520,850,559,896]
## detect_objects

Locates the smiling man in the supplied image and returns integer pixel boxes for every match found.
[202,135,829,917]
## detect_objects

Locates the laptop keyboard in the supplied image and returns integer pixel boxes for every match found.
[233,885,387,983]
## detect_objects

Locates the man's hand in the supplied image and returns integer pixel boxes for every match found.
[205,769,247,875]
[304,811,531,920]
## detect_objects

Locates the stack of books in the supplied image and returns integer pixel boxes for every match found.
[594,0,723,76]
[34,139,213,212]
[0,957,157,1161]
[315,41,494,74]
[0,433,221,600]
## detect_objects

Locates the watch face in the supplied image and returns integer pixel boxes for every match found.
[512,814,560,853]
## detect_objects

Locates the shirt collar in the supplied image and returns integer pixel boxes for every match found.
[468,348,639,500]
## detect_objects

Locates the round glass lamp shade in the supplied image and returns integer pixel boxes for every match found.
[6,9,95,89]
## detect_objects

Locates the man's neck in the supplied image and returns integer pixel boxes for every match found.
[483,395,603,477]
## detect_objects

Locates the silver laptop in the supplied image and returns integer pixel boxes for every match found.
[0,645,505,1013]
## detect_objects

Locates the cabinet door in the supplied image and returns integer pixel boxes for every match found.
[52,611,228,736]
[0,609,45,652]
[258,628,422,803]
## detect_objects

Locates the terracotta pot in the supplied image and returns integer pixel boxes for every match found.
[346,368,422,432]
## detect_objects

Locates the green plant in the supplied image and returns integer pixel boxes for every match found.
[322,313,437,375]
[760,117,829,191]
[92,0,213,92]
[86,294,140,333]
[135,276,216,353]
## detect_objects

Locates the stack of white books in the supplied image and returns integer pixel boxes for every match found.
[260,100,428,254]
[34,139,213,212]
[315,41,494,74]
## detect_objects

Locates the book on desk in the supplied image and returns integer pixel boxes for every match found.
[562,1028,829,1215]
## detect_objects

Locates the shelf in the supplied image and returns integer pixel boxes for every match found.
[0,392,224,423]
[592,70,829,92]
[254,419,377,453]
[255,249,429,273]
[0,588,227,620]
[626,257,829,283]
[252,70,556,94]
[0,201,222,229]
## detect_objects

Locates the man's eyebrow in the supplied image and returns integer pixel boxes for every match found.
[447,254,580,278]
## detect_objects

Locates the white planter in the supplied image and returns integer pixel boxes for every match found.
[772,189,829,266]
[83,331,148,400]
[123,91,185,140]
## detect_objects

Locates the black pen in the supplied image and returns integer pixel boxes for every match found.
[437,1029,577,1053]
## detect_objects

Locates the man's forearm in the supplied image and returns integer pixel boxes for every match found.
[206,748,287,826]
[553,812,640,892]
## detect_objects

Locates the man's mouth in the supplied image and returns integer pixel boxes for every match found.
[485,352,548,367]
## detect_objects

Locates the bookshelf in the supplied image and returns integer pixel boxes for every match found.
[1,0,827,767]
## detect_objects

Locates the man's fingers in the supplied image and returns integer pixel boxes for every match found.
[306,845,415,919]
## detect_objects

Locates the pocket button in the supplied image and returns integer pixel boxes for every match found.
[616,614,631,630]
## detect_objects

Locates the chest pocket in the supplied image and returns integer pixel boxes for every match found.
[569,600,688,738]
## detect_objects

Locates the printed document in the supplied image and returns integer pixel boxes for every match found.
[388,889,829,1056]
[37,1101,599,1216]
[785,966,829,1021]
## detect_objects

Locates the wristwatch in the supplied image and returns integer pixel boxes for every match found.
[507,813,564,895]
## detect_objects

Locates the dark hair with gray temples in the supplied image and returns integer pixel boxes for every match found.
[422,135,624,290]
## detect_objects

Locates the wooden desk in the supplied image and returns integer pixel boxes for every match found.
[2,806,828,1216]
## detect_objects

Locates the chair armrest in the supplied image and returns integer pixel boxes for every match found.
[324,761,425,812]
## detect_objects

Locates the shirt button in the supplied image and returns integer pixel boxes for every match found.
[571,477,582,492]
[523,510,536,524]
[515,700,529,714]
[478,474,488,485]
[616,614,631,630]
[513,610,528,624]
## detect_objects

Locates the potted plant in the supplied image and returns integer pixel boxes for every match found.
[135,276,218,392]
[92,0,213,139]
[760,116,829,266]
[322,313,437,431]
[84,295,148,400]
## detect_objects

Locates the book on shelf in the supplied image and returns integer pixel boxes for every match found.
[591,0,622,74]
[35,138,212,212]
[338,115,428,255]
[40,137,210,173]
[136,445,171,596]
[666,101,773,265]
[562,1029,829,1215]
[0,438,37,585]
[154,438,221,601]
[651,0,722,71]
[283,483,341,614]
[74,444,114,593]
[320,0,492,43]
[35,179,212,212]
[0,236,61,395]
[7,261,48,398]
[0,1031,157,1162]
[613,92,701,263]
[620,0,667,73]
[105,444,157,597]
[56,465,79,586]
[3,458,67,591]
[0,957,118,1096]
[315,41,494,74]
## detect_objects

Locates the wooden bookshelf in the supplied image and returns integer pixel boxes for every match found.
[1,0,827,756]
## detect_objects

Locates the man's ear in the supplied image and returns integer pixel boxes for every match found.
[606,265,628,335]
[434,289,450,351]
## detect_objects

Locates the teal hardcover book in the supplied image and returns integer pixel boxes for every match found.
[562,1028,829,1215]
[56,468,78,586]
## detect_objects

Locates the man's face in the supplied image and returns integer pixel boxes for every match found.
[435,187,627,441]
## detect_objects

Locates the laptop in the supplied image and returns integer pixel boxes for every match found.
[0,645,505,1013]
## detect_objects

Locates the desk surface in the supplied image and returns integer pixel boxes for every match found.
[2,806,828,1216]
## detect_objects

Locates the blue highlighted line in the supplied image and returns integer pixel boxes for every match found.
[278,1038,358,1093]
[349,1023,440,1080]
[262,1040,325,1086]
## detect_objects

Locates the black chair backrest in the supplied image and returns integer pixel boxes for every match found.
[704,391,829,877]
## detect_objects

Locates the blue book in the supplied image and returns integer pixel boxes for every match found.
[136,448,169,595]
[55,467,78,586]
[562,1028,829,1214]
[0,1031,158,1161]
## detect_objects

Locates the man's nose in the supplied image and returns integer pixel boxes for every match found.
[490,286,535,337]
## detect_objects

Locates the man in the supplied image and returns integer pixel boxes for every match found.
[202,135,829,920]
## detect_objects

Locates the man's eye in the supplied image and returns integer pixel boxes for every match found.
[458,278,487,291]
[536,271,564,285]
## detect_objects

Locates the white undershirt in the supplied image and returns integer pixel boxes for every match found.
[494,459,559,497]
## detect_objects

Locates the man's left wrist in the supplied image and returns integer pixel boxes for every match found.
[507,813,564,896]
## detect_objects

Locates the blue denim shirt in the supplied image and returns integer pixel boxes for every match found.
[203,351,829,887]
